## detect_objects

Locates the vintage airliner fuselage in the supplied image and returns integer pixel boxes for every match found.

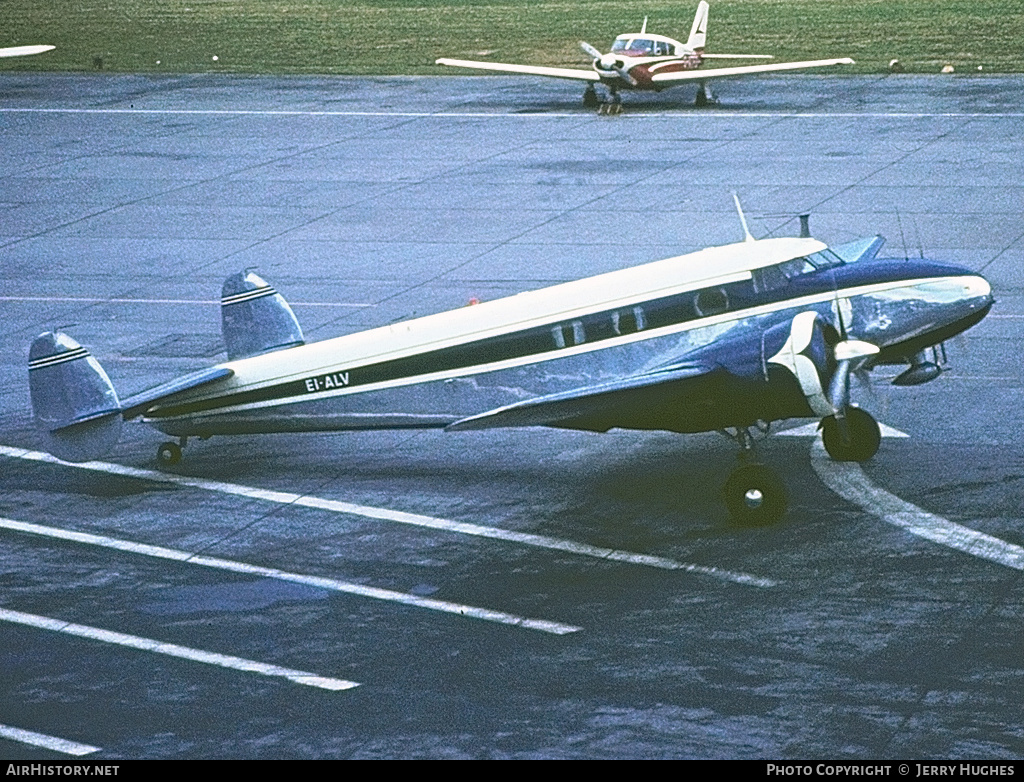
[28,226,993,523]
[138,238,991,439]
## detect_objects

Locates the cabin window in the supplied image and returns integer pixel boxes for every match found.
[752,265,789,293]
[612,306,646,336]
[633,306,646,331]
[694,287,729,317]
[552,321,586,349]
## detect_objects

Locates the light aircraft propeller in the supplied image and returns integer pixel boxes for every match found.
[579,41,637,86]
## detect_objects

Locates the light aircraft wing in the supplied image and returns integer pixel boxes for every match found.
[120,366,234,419]
[435,58,599,82]
[447,364,716,433]
[0,45,55,58]
[651,57,854,84]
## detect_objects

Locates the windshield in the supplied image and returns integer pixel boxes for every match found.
[611,37,655,55]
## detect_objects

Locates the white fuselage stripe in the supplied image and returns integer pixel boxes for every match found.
[198,275,964,417]
[0,723,101,756]
[0,607,360,691]
[810,439,1024,570]
[0,444,776,588]
[0,515,581,635]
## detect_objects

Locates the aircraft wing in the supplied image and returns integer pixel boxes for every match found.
[651,57,854,84]
[120,366,234,419]
[447,364,719,433]
[0,45,55,58]
[436,58,600,82]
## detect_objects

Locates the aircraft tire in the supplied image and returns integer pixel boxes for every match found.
[157,441,182,466]
[722,463,788,525]
[821,407,881,462]
[583,87,599,108]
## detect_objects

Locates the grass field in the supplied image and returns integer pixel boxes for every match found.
[3,1,1022,75]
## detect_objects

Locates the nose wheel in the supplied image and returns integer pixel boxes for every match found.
[598,89,623,115]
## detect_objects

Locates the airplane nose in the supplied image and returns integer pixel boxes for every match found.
[963,274,993,305]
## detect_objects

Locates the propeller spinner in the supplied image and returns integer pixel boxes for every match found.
[579,41,637,86]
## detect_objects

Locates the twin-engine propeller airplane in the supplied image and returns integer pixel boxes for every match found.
[28,201,992,524]
[435,1,853,110]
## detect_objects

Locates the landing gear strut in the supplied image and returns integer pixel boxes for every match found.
[598,89,623,115]
[695,81,718,107]
[820,407,881,462]
[719,426,788,525]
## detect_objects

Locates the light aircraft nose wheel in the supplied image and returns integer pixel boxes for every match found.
[820,407,881,462]
[156,441,182,466]
[722,463,788,525]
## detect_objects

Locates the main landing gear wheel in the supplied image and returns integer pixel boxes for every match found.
[722,463,788,526]
[583,86,599,108]
[156,441,182,466]
[820,407,881,462]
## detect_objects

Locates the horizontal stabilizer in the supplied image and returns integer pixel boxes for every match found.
[221,271,304,361]
[120,366,234,419]
[447,365,709,432]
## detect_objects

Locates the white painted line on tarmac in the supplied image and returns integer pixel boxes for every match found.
[0,723,100,756]
[810,438,1024,570]
[0,607,360,691]
[778,421,909,438]
[0,516,581,635]
[0,444,775,588]
[2,107,1023,119]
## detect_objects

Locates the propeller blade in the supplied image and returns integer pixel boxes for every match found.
[579,41,602,61]
[615,66,638,86]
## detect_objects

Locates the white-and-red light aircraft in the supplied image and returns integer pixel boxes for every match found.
[436,2,853,109]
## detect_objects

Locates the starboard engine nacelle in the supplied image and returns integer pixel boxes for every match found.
[28,332,122,462]
[221,271,304,361]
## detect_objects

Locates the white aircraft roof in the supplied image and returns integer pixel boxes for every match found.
[224,236,826,388]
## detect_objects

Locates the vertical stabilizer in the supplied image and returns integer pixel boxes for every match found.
[687,1,709,51]
[28,332,122,462]
[221,271,305,361]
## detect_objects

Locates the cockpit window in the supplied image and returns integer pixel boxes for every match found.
[805,248,845,270]
[611,37,655,55]
[752,249,846,292]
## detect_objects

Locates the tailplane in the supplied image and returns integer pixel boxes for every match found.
[221,271,305,361]
[28,332,122,462]
[687,0,709,51]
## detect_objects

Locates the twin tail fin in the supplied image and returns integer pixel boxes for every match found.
[28,271,302,462]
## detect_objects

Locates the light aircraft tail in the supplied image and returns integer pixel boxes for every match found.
[28,332,123,462]
[27,270,302,462]
[687,0,709,51]
[220,271,304,360]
